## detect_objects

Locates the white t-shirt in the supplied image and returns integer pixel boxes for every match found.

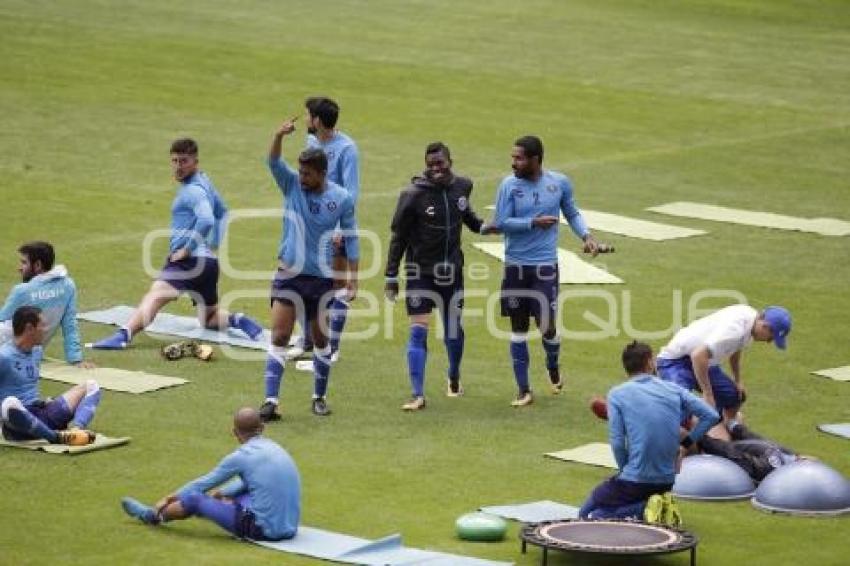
[658,304,757,366]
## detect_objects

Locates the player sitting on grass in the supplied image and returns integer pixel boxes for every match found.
[0,306,98,446]
[121,407,300,542]
[0,241,94,367]
[579,341,718,525]
[91,138,263,350]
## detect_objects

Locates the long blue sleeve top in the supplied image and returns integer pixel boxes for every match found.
[176,436,301,540]
[607,374,719,484]
[492,170,589,265]
[169,171,228,257]
[267,156,359,277]
[0,342,43,405]
[0,266,82,363]
[306,132,360,207]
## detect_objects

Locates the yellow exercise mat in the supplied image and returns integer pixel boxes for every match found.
[473,242,623,284]
[41,360,189,394]
[0,433,130,454]
[812,366,850,382]
[647,201,850,236]
[545,442,618,469]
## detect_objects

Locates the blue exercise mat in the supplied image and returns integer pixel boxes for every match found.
[818,423,850,440]
[79,305,269,350]
[252,526,512,565]
[479,501,579,523]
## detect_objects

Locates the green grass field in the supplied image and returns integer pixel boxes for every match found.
[1,1,848,564]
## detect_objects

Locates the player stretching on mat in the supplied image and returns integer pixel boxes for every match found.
[0,306,99,446]
[656,304,791,420]
[91,138,263,350]
[491,135,601,406]
[286,96,360,363]
[121,407,300,541]
[0,241,94,367]
[259,118,359,420]
[384,142,489,410]
[579,341,718,523]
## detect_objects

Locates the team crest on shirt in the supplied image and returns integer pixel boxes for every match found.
[457,197,468,211]
[309,202,320,214]
[327,201,338,212]
[547,184,557,193]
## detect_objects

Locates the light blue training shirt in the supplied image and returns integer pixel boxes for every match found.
[176,436,301,540]
[267,157,359,278]
[169,171,228,258]
[608,374,719,484]
[0,266,82,363]
[0,342,43,406]
[492,170,589,265]
[306,132,360,206]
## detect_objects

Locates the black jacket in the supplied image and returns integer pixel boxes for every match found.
[385,173,484,279]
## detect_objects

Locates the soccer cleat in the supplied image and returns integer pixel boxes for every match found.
[548,368,563,395]
[661,493,683,527]
[330,350,340,364]
[447,379,464,397]
[259,400,281,422]
[402,396,426,411]
[311,397,331,416]
[643,494,664,524]
[90,329,129,350]
[56,429,96,446]
[160,340,198,361]
[511,391,533,407]
[121,497,159,525]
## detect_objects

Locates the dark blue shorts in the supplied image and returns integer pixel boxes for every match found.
[270,270,334,321]
[657,356,741,413]
[2,398,73,441]
[579,476,672,519]
[405,275,464,316]
[500,264,558,322]
[159,256,219,307]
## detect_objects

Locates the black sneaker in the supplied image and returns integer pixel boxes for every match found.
[259,400,281,422]
[311,397,331,416]
[548,367,563,395]
[447,379,464,397]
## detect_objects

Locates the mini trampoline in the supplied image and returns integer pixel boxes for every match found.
[520,519,698,566]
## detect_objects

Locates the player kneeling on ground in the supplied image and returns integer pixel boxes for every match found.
[579,341,718,525]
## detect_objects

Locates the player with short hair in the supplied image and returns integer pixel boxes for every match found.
[384,142,487,410]
[91,138,263,350]
[0,306,99,446]
[491,135,600,406]
[656,304,791,420]
[259,117,359,420]
[286,96,360,362]
[579,341,718,522]
[0,241,93,367]
[121,407,300,542]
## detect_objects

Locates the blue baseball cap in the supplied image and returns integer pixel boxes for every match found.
[763,306,791,350]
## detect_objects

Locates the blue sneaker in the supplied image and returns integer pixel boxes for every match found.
[90,329,129,350]
[121,497,159,525]
[232,313,264,341]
